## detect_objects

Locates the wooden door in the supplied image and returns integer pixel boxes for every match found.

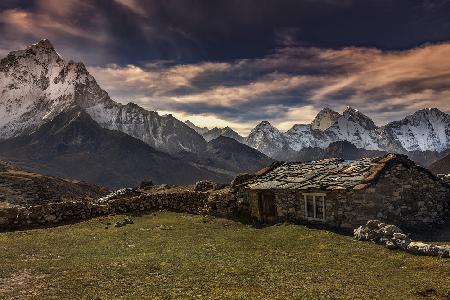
[258,191,277,223]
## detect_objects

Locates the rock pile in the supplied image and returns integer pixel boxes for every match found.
[354,220,450,258]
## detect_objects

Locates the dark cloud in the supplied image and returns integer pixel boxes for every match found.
[1,0,450,133]
[2,0,450,65]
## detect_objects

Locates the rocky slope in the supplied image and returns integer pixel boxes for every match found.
[177,136,273,176]
[0,106,230,188]
[428,153,450,175]
[205,136,273,173]
[0,39,206,155]
[0,160,107,207]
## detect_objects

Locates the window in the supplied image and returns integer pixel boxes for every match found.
[303,193,326,221]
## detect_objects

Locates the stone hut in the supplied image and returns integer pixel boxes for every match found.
[240,154,450,230]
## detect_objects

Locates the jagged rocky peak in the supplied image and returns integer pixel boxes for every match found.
[222,126,238,135]
[249,120,283,137]
[201,125,243,143]
[23,38,59,58]
[287,124,311,133]
[2,39,62,68]
[32,39,56,51]
[408,107,448,122]
[341,106,377,130]
[254,120,275,129]
[185,120,209,134]
[311,107,341,131]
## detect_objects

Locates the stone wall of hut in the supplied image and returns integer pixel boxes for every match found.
[347,163,450,229]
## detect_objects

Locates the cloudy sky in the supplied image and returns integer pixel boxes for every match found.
[1,0,450,134]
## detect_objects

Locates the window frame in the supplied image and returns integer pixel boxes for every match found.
[303,193,326,221]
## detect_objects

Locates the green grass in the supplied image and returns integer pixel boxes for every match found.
[0,212,449,299]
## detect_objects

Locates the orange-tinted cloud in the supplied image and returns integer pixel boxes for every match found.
[90,43,450,133]
[114,0,148,17]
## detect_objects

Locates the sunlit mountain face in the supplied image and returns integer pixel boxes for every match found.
[1,0,450,134]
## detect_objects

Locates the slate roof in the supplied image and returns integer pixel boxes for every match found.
[247,154,408,191]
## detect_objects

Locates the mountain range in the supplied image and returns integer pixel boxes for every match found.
[0,39,449,188]
[244,106,450,158]
[0,107,230,188]
[0,40,271,188]
[187,105,450,163]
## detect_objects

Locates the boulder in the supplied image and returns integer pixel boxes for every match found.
[392,233,411,250]
[380,224,403,236]
[385,241,398,250]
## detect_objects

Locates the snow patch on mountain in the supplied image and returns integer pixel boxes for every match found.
[326,107,381,150]
[285,124,331,151]
[245,121,287,156]
[383,108,450,152]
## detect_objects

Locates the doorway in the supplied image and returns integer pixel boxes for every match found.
[257,191,277,223]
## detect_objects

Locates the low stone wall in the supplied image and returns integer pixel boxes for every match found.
[0,200,110,229]
[0,187,249,230]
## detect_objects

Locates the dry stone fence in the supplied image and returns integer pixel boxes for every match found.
[0,185,246,230]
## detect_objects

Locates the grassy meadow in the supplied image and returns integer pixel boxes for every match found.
[0,212,449,299]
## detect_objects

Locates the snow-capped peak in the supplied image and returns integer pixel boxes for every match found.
[383,107,450,152]
[245,121,286,156]
[0,40,207,154]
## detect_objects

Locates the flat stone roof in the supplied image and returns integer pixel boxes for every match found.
[247,154,408,191]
